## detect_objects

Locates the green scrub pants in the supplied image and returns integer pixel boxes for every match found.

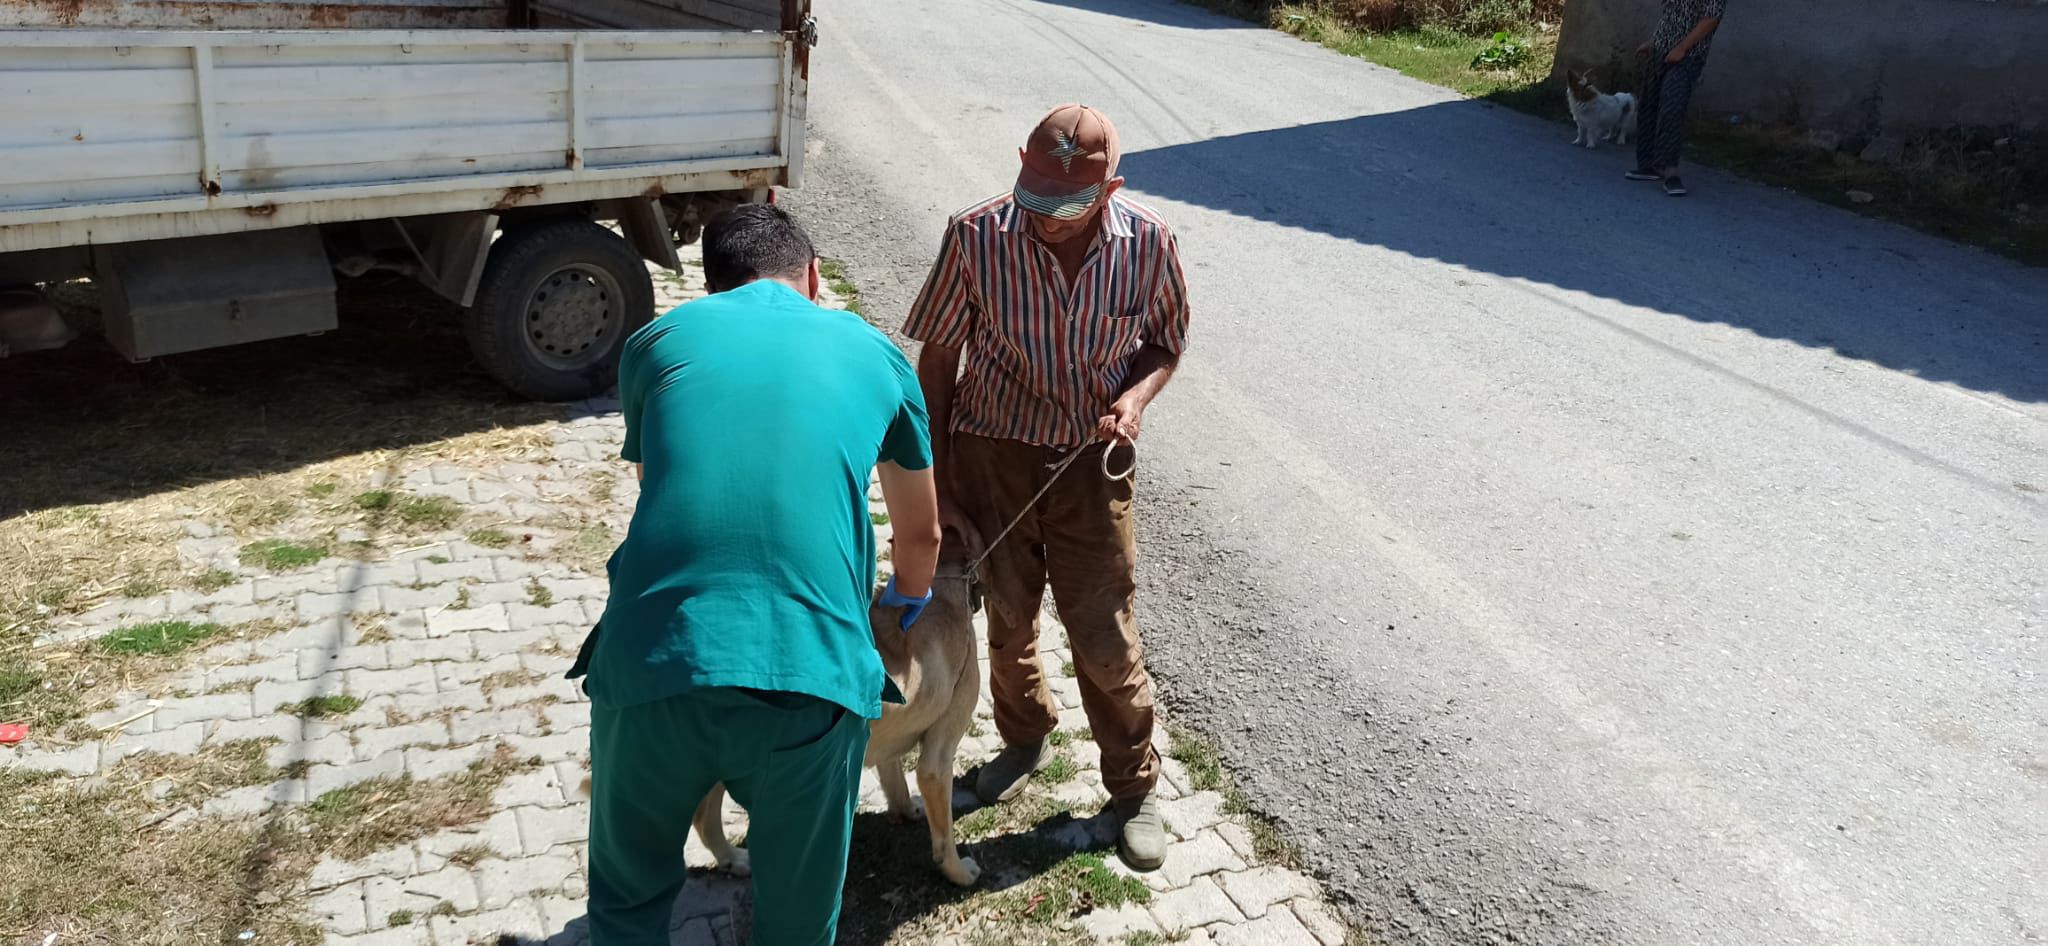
[587,687,868,946]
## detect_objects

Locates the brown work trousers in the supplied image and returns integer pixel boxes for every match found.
[951,433,1159,800]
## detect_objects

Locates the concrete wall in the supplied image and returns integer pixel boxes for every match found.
[1554,0,2048,136]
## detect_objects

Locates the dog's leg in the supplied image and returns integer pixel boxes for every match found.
[877,759,923,824]
[1570,123,1584,146]
[917,742,980,887]
[692,783,751,877]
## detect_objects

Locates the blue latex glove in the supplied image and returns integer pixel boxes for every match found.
[878,576,934,631]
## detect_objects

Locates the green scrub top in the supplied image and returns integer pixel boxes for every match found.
[574,279,931,719]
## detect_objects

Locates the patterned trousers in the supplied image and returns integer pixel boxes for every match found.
[1636,55,1707,173]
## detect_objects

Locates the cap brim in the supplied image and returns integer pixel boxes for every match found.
[1014,166,1102,220]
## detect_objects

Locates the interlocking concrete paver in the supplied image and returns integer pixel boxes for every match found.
[433,652,523,689]
[301,644,393,677]
[1291,899,1350,946]
[107,720,206,762]
[306,750,407,797]
[471,627,552,659]
[430,902,547,945]
[1219,867,1322,920]
[346,664,440,699]
[474,853,579,909]
[1149,876,1247,931]
[207,713,302,746]
[1079,902,1162,940]
[1162,789,1231,841]
[404,742,493,780]
[378,583,463,612]
[270,732,355,770]
[364,865,480,921]
[1214,903,1323,946]
[308,882,371,935]
[418,811,522,868]
[493,765,571,810]
[1159,829,1250,888]
[450,707,545,744]
[208,655,300,689]
[515,803,589,854]
[401,632,478,664]
[1215,820,1259,862]
[310,846,420,891]
[352,719,453,760]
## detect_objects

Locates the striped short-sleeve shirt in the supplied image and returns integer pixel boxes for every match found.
[903,193,1192,449]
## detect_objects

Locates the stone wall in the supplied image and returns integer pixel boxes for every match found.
[1554,0,2048,137]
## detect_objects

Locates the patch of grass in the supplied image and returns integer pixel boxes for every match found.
[450,585,473,610]
[427,900,459,918]
[189,568,238,593]
[0,766,321,946]
[819,258,865,317]
[1061,659,1077,678]
[988,850,1151,924]
[957,793,1074,843]
[1274,9,1560,115]
[397,496,462,530]
[468,528,514,549]
[446,843,497,868]
[226,496,297,529]
[100,620,223,656]
[589,471,618,504]
[304,743,541,860]
[355,616,395,645]
[1166,723,1226,793]
[479,669,542,697]
[1040,753,1079,785]
[353,490,397,512]
[524,578,554,608]
[869,511,890,526]
[287,694,363,718]
[238,538,328,571]
[122,737,280,806]
[206,677,259,696]
[306,481,339,499]
[119,576,165,598]
[426,554,451,565]
[387,909,416,926]
[563,523,616,573]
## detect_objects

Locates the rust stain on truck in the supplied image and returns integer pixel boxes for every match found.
[492,185,545,211]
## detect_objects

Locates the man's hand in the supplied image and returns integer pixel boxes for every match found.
[1097,394,1144,443]
[1636,40,1655,60]
[1663,46,1687,63]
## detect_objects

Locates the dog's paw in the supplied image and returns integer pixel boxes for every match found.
[720,849,752,878]
[886,797,927,825]
[941,856,981,887]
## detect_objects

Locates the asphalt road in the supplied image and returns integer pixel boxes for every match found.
[782,1,2048,942]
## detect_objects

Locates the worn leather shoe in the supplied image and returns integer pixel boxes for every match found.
[974,740,1051,805]
[1114,792,1167,872]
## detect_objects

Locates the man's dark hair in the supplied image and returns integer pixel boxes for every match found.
[701,203,815,293]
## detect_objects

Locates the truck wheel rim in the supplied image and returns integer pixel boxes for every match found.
[525,264,623,369]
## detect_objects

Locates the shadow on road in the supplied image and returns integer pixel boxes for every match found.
[1119,105,2048,404]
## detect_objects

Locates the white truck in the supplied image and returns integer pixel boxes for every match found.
[0,0,814,400]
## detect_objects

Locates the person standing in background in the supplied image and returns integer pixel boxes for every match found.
[1628,0,1728,197]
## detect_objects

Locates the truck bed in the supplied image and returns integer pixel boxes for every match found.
[0,0,806,254]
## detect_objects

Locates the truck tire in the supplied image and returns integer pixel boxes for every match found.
[464,220,655,402]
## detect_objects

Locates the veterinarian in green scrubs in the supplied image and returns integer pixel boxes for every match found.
[569,204,943,946]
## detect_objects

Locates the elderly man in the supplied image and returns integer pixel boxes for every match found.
[905,104,1192,871]
[575,204,942,946]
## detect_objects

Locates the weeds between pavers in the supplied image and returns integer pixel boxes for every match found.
[0,740,537,943]
[1167,724,1305,870]
[239,538,329,572]
[468,527,515,549]
[287,694,364,718]
[1,618,285,731]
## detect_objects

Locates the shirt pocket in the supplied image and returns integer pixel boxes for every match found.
[1080,299,1148,367]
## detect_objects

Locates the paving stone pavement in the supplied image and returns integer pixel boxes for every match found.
[2,253,1347,946]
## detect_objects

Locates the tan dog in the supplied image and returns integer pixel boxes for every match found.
[580,541,983,887]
